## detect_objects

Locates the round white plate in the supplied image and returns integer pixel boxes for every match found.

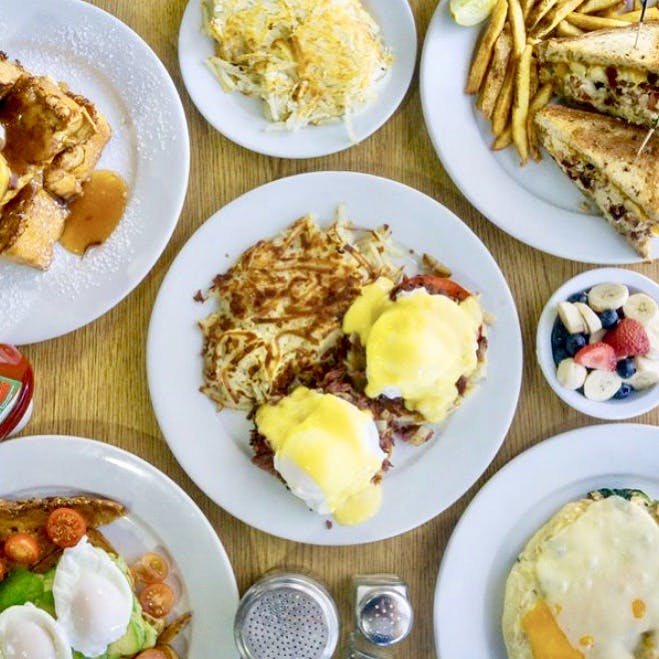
[147,171,522,545]
[0,0,190,345]
[178,0,416,158]
[434,423,659,657]
[0,434,239,658]
[419,4,654,264]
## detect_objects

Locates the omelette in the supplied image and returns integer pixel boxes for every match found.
[502,489,659,659]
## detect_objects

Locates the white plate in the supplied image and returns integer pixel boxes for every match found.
[0,434,240,658]
[0,0,190,345]
[434,423,659,658]
[419,4,654,264]
[147,171,522,545]
[178,0,416,158]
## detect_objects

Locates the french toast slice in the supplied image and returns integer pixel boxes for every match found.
[0,180,68,269]
[44,93,112,200]
[0,75,95,173]
[0,51,24,99]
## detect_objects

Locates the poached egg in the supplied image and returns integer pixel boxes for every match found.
[342,277,483,423]
[53,537,133,657]
[255,386,387,525]
[0,603,71,659]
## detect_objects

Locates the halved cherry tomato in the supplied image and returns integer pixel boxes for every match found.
[135,649,172,659]
[131,552,169,585]
[392,274,471,302]
[139,582,175,618]
[45,507,87,548]
[4,533,40,565]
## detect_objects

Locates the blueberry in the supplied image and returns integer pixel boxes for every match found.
[551,318,569,346]
[613,383,633,399]
[568,291,588,304]
[553,347,570,366]
[598,309,619,329]
[616,357,636,379]
[565,333,587,356]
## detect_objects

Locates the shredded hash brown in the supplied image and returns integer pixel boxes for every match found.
[199,213,400,410]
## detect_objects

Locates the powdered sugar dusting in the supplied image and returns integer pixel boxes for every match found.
[0,1,188,343]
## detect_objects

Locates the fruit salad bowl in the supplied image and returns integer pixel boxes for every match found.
[536,268,659,420]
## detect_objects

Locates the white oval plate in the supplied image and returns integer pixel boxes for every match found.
[147,171,522,545]
[178,0,416,158]
[0,0,190,345]
[419,4,654,264]
[537,267,659,420]
[434,423,659,657]
[0,434,239,658]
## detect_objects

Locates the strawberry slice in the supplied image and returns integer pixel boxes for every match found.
[574,342,617,371]
[603,318,650,358]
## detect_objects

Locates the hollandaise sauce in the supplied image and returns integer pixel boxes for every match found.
[342,277,483,423]
[255,387,386,525]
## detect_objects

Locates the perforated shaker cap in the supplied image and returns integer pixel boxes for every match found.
[234,572,340,659]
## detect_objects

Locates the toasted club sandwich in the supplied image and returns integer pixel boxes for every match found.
[534,104,659,259]
[537,23,659,128]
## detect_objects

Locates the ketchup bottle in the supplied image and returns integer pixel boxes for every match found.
[0,344,34,440]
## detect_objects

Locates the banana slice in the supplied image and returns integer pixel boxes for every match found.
[583,370,622,402]
[557,301,585,334]
[622,293,658,326]
[589,329,606,344]
[574,302,603,334]
[556,358,587,390]
[645,318,659,359]
[626,356,659,389]
[0,154,9,201]
[587,283,629,312]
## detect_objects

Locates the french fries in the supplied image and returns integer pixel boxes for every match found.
[511,44,534,164]
[465,0,658,165]
[466,0,509,94]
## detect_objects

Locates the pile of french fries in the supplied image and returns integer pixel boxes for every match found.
[466,0,659,163]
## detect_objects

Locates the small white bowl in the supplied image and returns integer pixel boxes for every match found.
[536,267,659,420]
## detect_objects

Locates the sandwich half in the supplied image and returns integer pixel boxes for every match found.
[534,104,659,259]
[538,23,659,128]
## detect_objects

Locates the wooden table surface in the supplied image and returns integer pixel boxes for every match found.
[17,0,659,656]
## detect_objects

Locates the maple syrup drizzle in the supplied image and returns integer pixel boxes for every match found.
[59,170,127,256]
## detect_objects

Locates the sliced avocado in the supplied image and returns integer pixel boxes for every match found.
[0,569,47,611]
[106,598,158,658]
[106,618,145,657]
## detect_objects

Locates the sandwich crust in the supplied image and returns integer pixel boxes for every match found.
[538,23,659,74]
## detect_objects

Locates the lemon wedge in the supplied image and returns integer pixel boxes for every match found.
[449,0,497,26]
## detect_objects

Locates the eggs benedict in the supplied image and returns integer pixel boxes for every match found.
[342,275,485,424]
[254,386,389,525]
[502,489,659,659]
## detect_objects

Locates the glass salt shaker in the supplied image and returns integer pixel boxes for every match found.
[351,573,414,650]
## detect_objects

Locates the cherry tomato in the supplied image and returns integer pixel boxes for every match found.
[45,507,87,548]
[139,582,175,618]
[0,559,6,581]
[135,649,172,659]
[131,552,169,585]
[4,533,40,565]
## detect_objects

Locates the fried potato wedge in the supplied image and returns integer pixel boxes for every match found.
[565,11,629,27]
[466,0,509,94]
[492,59,516,136]
[556,19,584,34]
[577,0,621,13]
[532,0,586,37]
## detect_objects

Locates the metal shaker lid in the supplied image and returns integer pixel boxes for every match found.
[356,587,413,647]
[234,572,339,659]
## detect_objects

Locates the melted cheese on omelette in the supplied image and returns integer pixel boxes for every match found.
[503,495,659,659]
